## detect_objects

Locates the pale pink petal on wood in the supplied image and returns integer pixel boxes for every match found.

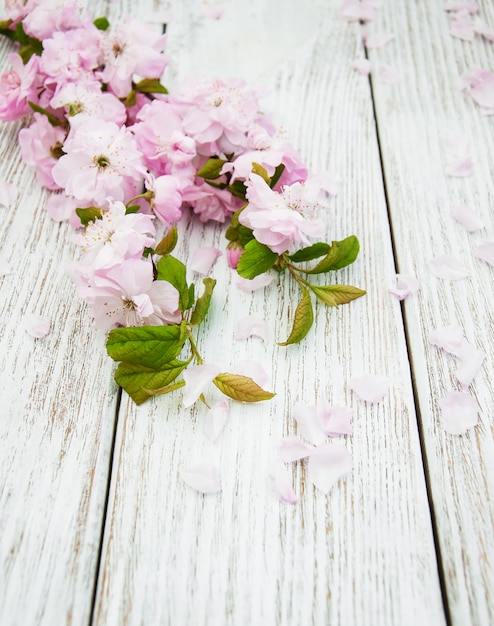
[182,363,221,407]
[475,240,494,266]
[235,315,270,341]
[444,2,479,12]
[473,17,494,42]
[181,463,222,493]
[270,462,298,505]
[348,374,391,403]
[450,12,475,41]
[24,314,51,338]
[438,391,479,435]
[455,347,485,387]
[203,399,230,441]
[429,255,470,280]
[429,325,465,355]
[0,177,18,207]
[293,402,327,445]
[233,359,269,388]
[388,273,420,300]
[308,444,354,494]
[452,204,484,231]
[189,246,222,274]
[461,68,494,110]
[277,436,315,462]
[352,59,372,76]
[235,272,275,291]
[365,32,395,49]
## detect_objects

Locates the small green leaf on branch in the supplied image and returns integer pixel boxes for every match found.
[196,157,227,180]
[279,287,314,345]
[289,242,331,263]
[189,278,216,326]
[309,284,366,307]
[251,162,270,184]
[134,77,168,95]
[237,239,278,279]
[213,373,275,402]
[303,236,360,274]
[228,180,247,199]
[76,207,102,227]
[155,226,178,256]
[269,163,285,188]
[114,360,188,405]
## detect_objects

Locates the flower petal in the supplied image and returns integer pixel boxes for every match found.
[235,315,270,341]
[348,374,391,403]
[388,273,420,300]
[475,240,494,266]
[308,443,353,494]
[452,204,484,231]
[438,391,479,435]
[455,347,485,386]
[293,402,327,445]
[189,246,222,274]
[429,255,470,280]
[428,325,465,355]
[181,462,222,493]
[0,177,18,207]
[235,272,276,292]
[203,399,230,441]
[365,32,395,49]
[182,363,221,408]
[352,58,372,76]
[269,462,298,504]
[277,436,315,462]
[24,314,51,338]
[232,359,270,388]
[318,402,354,436]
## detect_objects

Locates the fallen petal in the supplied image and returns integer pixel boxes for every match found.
[235,272,275,292]
[352,58,372,76]
[428,325,466,355]
[189,246,222,274]
[348,374,391,403]
[444,2,479,12]
[455,347,485,386]
[473,17,494,41]
[232,359,269,387]
[270,462,298,505]
[475,240,494,266]
[318,404,354,436]
[203,399,230,441]
[429,255,470,280]
[388,273,420,300]
[438,391,479,434]
[277,436,315,462]
[182,363,221,408]
[0,177,18,207]
[450,13,475,41]
[24,314,51,338]
[181,462,222,493]
[308,443,353,494]
[452,204,484,231]
[293,402,327,445]
[235,315,270,341]
[461,68,494,109]
[365,32,395,49]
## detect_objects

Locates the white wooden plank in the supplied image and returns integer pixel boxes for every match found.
[364,1,494,624]
[93,2,446,624]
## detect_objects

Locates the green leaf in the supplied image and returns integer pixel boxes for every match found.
[269,163,285,189]
[289,242,331,263]
[0,22,17,42]
[93,16,110,30]
[124,89,137,107]
[189,278,216,326]
[125,204,140,215]
[279,287,314,346]
[228,180,247,199]
[196,157,227,180]
[134,77,168,95]
[28,102,64,127]
[251,162,270,184]
[156,255,191,311]
[236,239,278,279]
[303,236,360,274]
[76,207,102,227]
[238,225,255,247]
[309,284,366,307]
[213,373,275,402]
[106,323,187,369]
[155,226,178,256]
[114,360,188,405]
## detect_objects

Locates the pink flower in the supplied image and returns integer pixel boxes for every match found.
[146,174,183,226]
[0,53,39,122]
[182,181,242,223]
[52,119,146,205]
[23,1,86,39]
[45,193,85,228]
[99,19,168,97]
[226,242,243,269]
[18,113,66,190]
[239,174,326,254]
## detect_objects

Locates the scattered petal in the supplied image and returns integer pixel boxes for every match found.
[444,2,479,13]
[429,325,465,355]
[450,12,475,41]
[429,255,470,280]
[340,0,378,22]
[378,64,400,84]
[461,68,494,110]
[203,399,230,441]
[444,132,473,176]
[235,315,270,341]
[455,346,485,386]
[277,436,315,462]
[388,273,420,300]
[307,443,353,494]
[318,400,354,436]
[189,246,222,274]
[438,391,479,435]
[181,462,221,493]
[473,17,494,42]
[352,58,372,76]
[0,258,12,275]
[348,374,391,403]
[429,326,484,386]
[235,272,275,292]
[475,240,494,266]
[0,177,18,207]
[24,314,51,338]
[182,363,221,408]
[364,32,395,49]
[293,402,327,445]
[452,204,484,231]
[201,1,224,19]
[232,359,270,388]
[270,462,298,504]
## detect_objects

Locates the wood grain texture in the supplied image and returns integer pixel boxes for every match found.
[93,2,446,625]
[365,2,494,624]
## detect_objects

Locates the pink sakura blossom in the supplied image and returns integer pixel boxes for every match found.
[170,77,263,155]
[388,273,420,300]
[352,59,372,76]
[73,201,155,273]
[226,242,243,269]
[348,374,391,403]
[428,255,470,280]
[181,463,221,494]
[452,204,484,231]
[50,80,127,127]
[269,462,298,505]
[475,240,494,266]
[80,257,181,330]
[240,174,326,254]
[52,118,146,205]
[189,246,222,274]
[99,19,168,97]
[438,391,479,435]
[3,0,31,21]
[22,1,86,39]
[182,364,222,407]
[146,174,183,226]
[182,181,242,223]
[18,113,66,190]
[235,272,276,291]
[460,68,494,112]
[308,443,354,494]
[24,313,51,338]
[0,177,18,207]
[235,315,270,341]
[0,53,39,122]
[132,100,197,177]
[203,399,230,441]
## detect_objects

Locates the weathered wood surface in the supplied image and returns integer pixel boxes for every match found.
[0,1,492,625]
